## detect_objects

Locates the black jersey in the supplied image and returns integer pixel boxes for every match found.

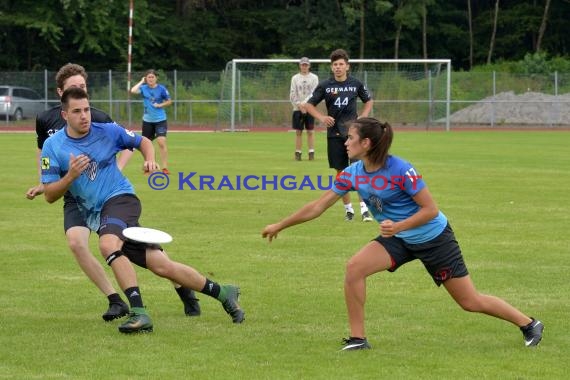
[307,75,372,139]
[36,105,112,149]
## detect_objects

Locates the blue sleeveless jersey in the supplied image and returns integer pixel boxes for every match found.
[140,84,170,122]
[41,122,142,231]
[332,155,447,244]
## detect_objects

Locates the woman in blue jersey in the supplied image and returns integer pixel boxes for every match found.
[130,69,172,174]
[262,117,543,351]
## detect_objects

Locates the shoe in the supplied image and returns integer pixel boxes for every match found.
[102,301,129,321]
[308,152,315,161]
[183,290,201,317]
[345,211,354,221]
[340,337,371,351]
[162,168,171,175]
[295,152,302,161]
[521,318,544,347]
[220,285,245,323]
[361,211,373,222]
[118,307,153,333]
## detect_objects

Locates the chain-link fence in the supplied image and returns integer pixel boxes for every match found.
[2,70,570,128]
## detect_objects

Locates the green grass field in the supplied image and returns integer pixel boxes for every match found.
[0,130,568,379]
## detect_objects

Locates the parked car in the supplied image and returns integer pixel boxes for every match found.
[0,85,47,121]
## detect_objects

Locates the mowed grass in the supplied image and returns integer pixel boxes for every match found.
[0,129,568,379]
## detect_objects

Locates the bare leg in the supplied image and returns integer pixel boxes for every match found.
[443,276,532,327]
[344,241,393,338]
[307,130,314,151]
[98,234,139,291]
[295,130,303,151]
[66,226,118,296]
[156,136,168,169]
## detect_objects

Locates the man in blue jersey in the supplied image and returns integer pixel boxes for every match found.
[26,63,200,321]
[262,117,543,351]
[305,49,374,222]
[41,87,244,333]
[130,69,172,174]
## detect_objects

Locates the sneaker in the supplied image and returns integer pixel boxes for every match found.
[102,301,129,322]
[521,318,544,347]
[183,290,201,317]
[118,307,153,333]
[308,152,315,161]
[295,152,302,161]
[361,211,373,222]
[162,168,171,175]
[340,337,371,351]
[345,211,354,221]
[220,285,245,323]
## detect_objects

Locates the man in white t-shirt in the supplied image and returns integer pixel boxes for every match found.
[290,57,319,161]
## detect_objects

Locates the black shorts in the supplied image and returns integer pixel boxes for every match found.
[327,137,357,171]
[373,223,469,286]
[142,120,168,140]
[98,194,161,268]
[63,192,88,231]
[292,111,315,131]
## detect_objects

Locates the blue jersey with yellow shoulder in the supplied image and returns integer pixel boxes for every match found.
[41,122,142,231]
[332,155,447,244]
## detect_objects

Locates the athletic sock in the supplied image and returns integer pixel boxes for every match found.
[360,201,369,215]
[308,149,314,153]
[344,203,354,214]
[107,293,124,305]
[124,287,144,309]
[200,279,221,300]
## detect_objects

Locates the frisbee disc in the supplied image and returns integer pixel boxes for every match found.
[123,227,173,244]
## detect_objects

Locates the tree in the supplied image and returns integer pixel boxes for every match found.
[487,0,500,64]
[467,0,473,69]
[536,0,551,52]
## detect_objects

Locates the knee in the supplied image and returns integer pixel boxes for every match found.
[67,236,89,255]
[345,257,364,282]
[148,259,173,277]
[456,296,483,313]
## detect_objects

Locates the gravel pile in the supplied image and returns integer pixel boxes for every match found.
[449,91,570,125]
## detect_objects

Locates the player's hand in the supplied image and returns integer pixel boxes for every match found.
[261,224,281,243]
[25,184,44,200]
[298,104,306,113]
[143,161,160,174]
[68,153,90,179]
[321,116,335,127]
[380,219,399,238]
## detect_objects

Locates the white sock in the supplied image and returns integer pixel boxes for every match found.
[309,149,314,153]
[360,201,369,215]
[344,203,354,213]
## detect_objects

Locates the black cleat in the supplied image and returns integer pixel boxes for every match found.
[340,337,371,351]
[220,285,245,323]
[295,152,302,161]
[184,290,201,317]
[102,301,129,322]
[521,318,544,347]
[345,211,354,221]
[361,211,373,222]
[118,308,153,334]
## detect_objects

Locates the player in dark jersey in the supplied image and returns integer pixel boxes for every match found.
[305,49,374,223]
[26,63,200,321]
[262,117,543,351]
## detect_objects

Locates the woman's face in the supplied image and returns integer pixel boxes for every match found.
[345,126,368,160]
[145,73,158,86]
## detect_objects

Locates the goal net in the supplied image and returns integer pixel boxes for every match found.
[217,59,451,131]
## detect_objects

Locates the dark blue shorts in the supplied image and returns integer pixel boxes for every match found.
[292,111,315,131]
[373,223,469,286]
[142,120,168,140]
[63,192,88,231]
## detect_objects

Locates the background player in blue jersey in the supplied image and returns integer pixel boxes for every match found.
[262,117,543,351]
[41,88,244,333]
[305,49,373,222]
[130,69,172,174]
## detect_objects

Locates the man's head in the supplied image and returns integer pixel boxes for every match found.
[55,63,88,97]
[329,49,350,81]
[299,57,311,74]
[61,87,91,137]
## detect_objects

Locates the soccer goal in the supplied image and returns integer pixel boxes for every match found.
[217,58,451,131]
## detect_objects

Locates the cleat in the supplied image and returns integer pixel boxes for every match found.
[308,152,315,161]
[184,290,201,317]
[102,301,129,322]
[521,318,544,347]
[345,211,354,221]
[295,152,302,161]
[340,337,371,351]
[162,168,171,175]
[361,211,373,222]
[118,307,153,333]
[220,285,245,323]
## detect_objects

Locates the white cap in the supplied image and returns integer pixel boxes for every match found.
[299,57,310,65]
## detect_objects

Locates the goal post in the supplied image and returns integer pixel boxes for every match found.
[218,58,451,131]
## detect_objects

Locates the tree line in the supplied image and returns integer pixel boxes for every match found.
[0,0,567,72]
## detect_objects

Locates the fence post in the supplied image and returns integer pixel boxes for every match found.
[108,70,113,118]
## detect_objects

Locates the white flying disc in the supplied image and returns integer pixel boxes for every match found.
[123,227,173,244]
